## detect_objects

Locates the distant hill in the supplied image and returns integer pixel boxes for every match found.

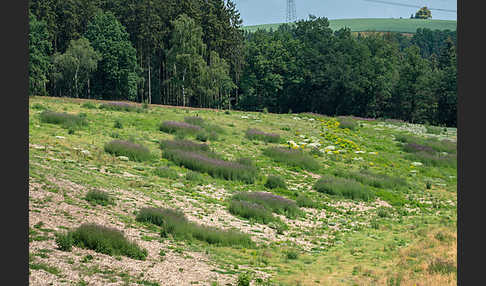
[242,18,457,34]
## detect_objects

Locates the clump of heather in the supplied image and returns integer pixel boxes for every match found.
[332,169,407,190]
[160,121,201,135]
[136,207,253,247]
[245,129,280,143]
[162,149,257,183]
[264,175,287,190]
[160,139,210,153]
[231,192,301,219]
[55,223,147,260]
[263,147,320,171]
[99,102,142,112]
[39,110,88,129]
[104,140,151,162]
[313,174,375,201]
[85,190,115,206]
[229,199,276,224]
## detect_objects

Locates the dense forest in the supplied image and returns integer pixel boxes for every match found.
[28,0,457,126]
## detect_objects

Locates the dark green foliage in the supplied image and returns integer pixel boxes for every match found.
[313,175,375,201]
[337,117,358,130]
[374,189,407,207]
[29,13,51,97]
[32,103,47,110]
[154,166,179,179]
[39,110,88,130]
[55,224,147,260]
[55,232,74,251]
[286,250,298,260]
[264,175,287,189]
[196,130,219,142]
[104,140,151,162]
[136,207,253,247]
[263,147,320,171]
[245,129,280,143]
[84,11,140,100]
[85,190,114,206]
[114,120,123,129]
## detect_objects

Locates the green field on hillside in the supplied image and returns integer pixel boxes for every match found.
[29,97,457,285]
[242,18,457,33]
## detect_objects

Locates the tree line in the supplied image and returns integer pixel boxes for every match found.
[28,0,457,126]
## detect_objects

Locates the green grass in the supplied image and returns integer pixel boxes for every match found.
[39,110,88,130]
[153,166,179,179]
[242,18,457,34]
[55,223,148,260]
[264,175,287,190]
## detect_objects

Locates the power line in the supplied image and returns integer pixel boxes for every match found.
[363,0,456,13]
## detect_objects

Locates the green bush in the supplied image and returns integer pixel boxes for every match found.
[230,191,301,220]
[296,194,320,209]
[85,190,115,206]
[154,166,179,179]
[331,169,407,190]
[245,129,280,143]
[136,207,253,247]
[263,147,320,171]
[313,174,375,201]
[104,140,151,162]
[185,171,204,182]
[114,119,123,129]
[229,199,276,224]
[264,175,287,189]
[237,272,252,286]
[39,110,88,130]
[55,223,147,260]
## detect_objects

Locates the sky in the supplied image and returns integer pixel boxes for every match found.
[233,0,457,26]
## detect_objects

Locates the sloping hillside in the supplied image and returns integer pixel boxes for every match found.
[242,18,457,33]
[29,96,457,285]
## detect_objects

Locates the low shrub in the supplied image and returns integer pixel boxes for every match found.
[154,166,179,179]
[263,147,320,171]
[237,273,252,286]
[136,207,253,247]
[313,175,375,201]
[85,190,115,206]
[331,169,407,190]
[162,149,257,183]
[245,129,280,143]
[114,119,123,129]
[196,130,218,142]
[296,194,320,209]
[160,139,210,153]
[55,223,147,260]
[160,121,201,135]
[99,102,142,112]
[264,175,287,190]
[231,191,301,219]
[104,140,151,162]
[286,250,298,260]
[185,171,204,182]
[39,110,88,129]
[337,117,358,130]
[427,259,456,274]
[229,199,276,224]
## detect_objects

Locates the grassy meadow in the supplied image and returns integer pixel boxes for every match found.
[29,96,457,285]
[242,18,457,34]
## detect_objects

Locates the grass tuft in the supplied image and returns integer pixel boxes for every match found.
[245,128,280,143]
[85,190,115,206]
[264,175,287,189]
[39,110,88,129]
